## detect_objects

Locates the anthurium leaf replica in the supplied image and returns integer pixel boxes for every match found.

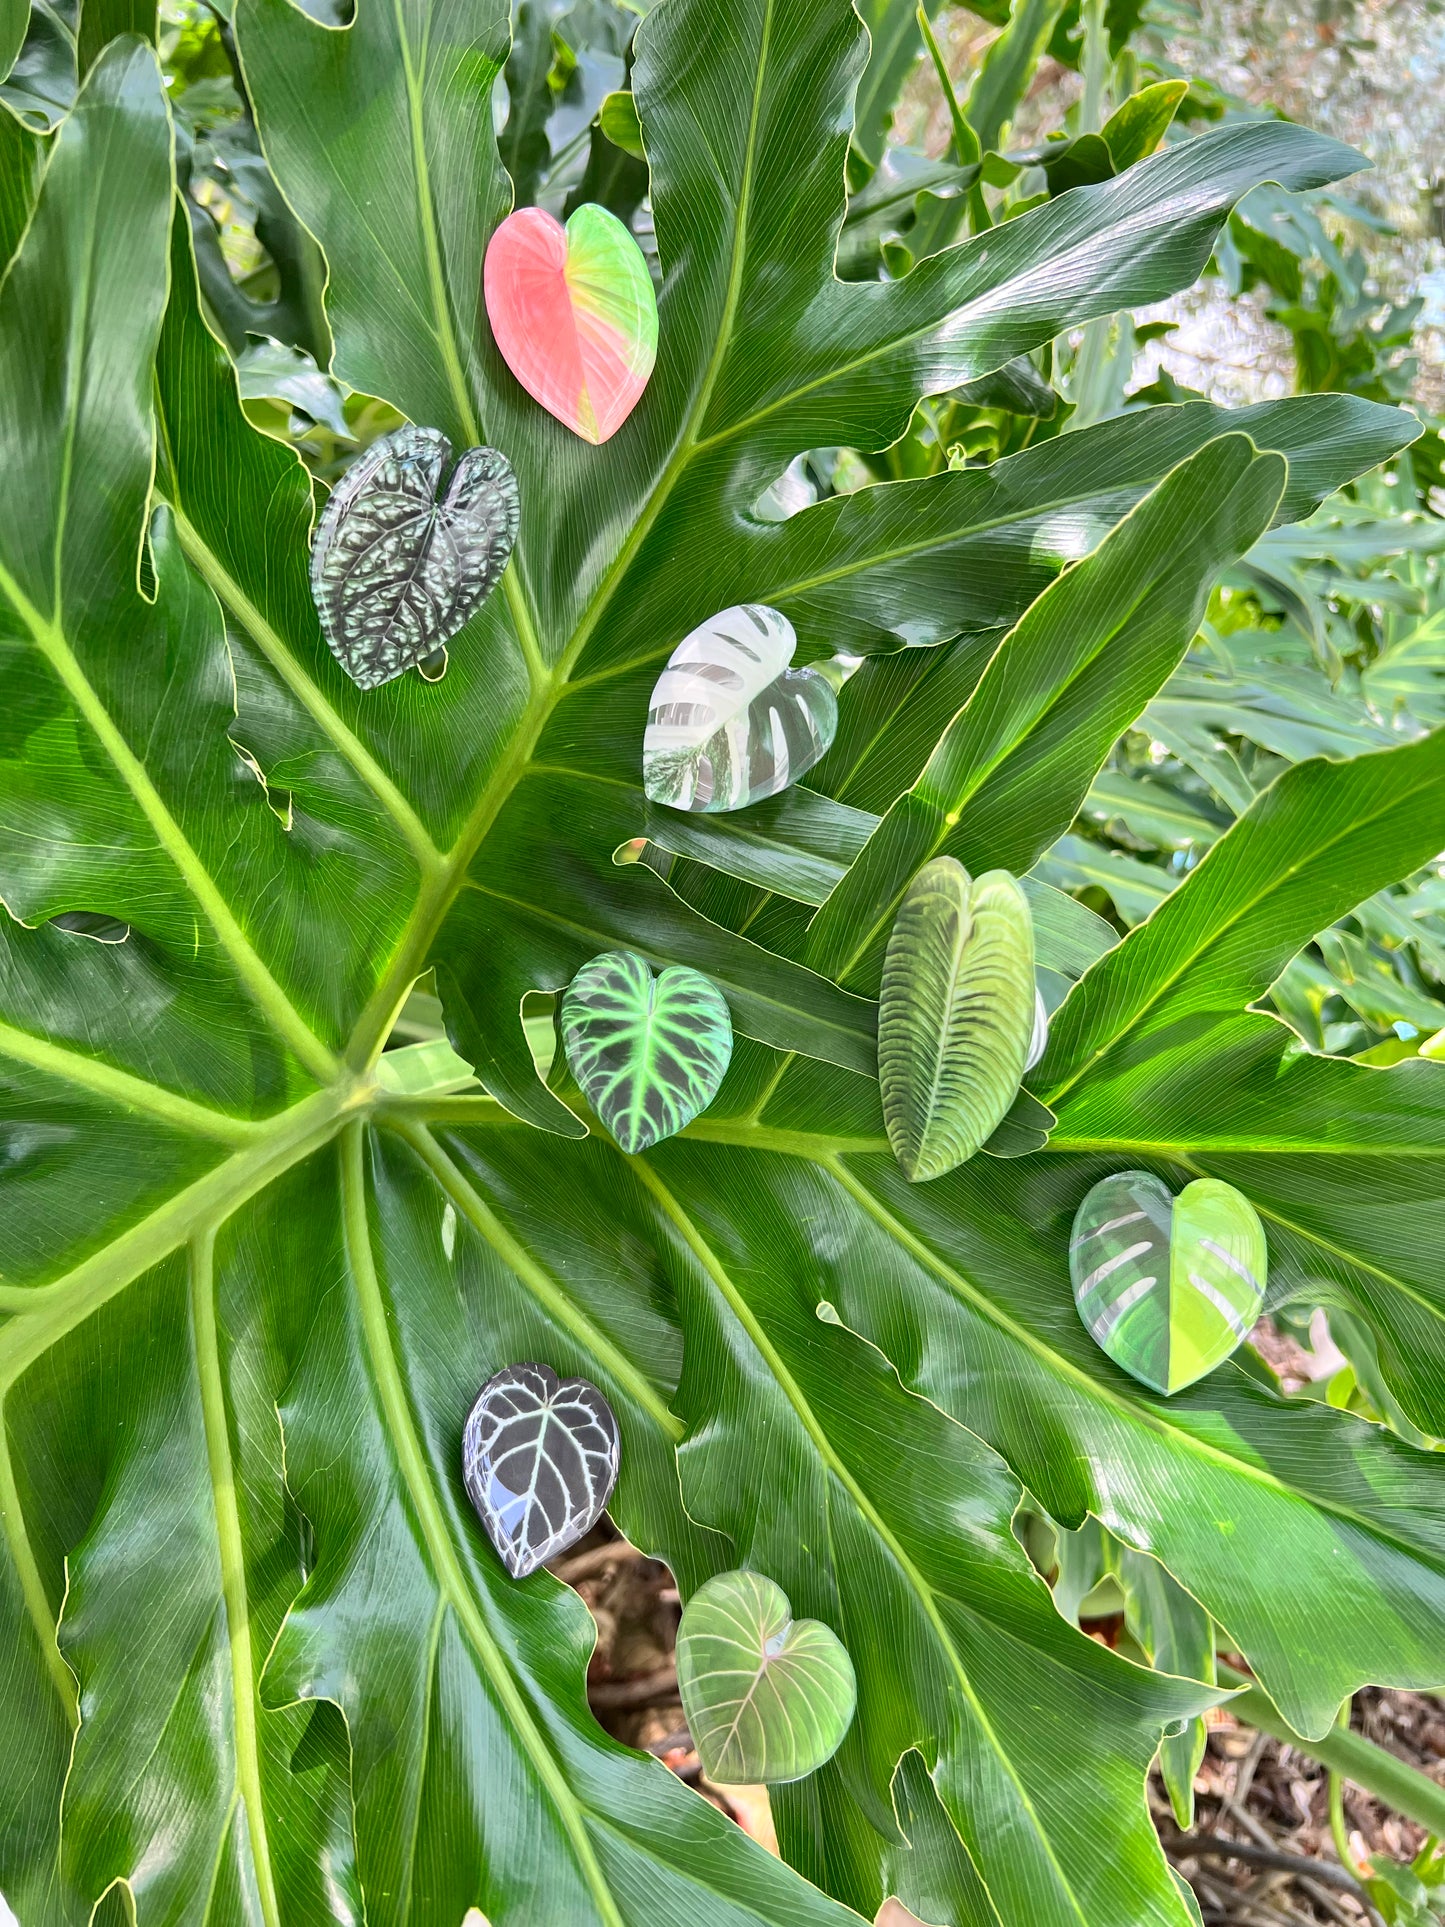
[878,856,1037,1180]
[0,4,1441,1926]
[676,1569,858,1785]
[643,603,840,812]
[462,1361,621,1576]
[485,202,658,443]
[310,425,520,687]
[561,949,734,1151]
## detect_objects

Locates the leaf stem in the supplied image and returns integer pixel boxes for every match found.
[0,1083,358,1330]
[1218,1663,1445,1837]
[917,4,979,166]
[1328,1765,1362,1878]
[189,1229,282,1927]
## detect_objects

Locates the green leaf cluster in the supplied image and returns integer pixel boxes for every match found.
[0,3,1442,1925]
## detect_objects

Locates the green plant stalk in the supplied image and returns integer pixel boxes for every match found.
[1079,0,1110,135]
[1329,1766,1365,1877]
[916,3,979,165]
[1218,1663,1445,1835]
[1068,0,1114,425]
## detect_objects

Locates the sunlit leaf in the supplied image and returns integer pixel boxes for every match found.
[1070,1171,1267,1394]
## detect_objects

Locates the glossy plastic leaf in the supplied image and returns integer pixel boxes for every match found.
[462,1361,621,1577]
[561,949,734,1152]
[676,1569,857,1785]
[1070,1172,1268,1394]
[879,859,1036,1181]
[484,202,657,443]
[643,604,838,813]
[310,426,520,689]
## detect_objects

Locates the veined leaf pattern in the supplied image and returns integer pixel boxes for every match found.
[462,1361,621,1578]
[309,424,519,689]
[878,857,1037,1180]
[676,1570,857,1785]
[0,5,1435,1924]
[561,950,734,1153]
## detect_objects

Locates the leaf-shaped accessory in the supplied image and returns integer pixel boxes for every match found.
[561,949,734,1153]
[1070,1172,1268,1394]
[878,857,1036,1181]
[484,203,658,444]
[310,425,519,690]
[642,604,839,813]
[676,1570,857,1785]
[461,1362,620,1578]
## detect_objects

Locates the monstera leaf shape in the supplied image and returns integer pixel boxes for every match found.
[484,203,658,443]
[1070,1173,1269,1394]
[309,424,519,688]
[676,1571,857,1785]
[462,1362,621,1578]
[642,603,839,812]
[878,858,1037,1180]
[561,950,734,1152]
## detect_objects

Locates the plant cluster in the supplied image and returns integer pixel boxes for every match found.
[1,0,1444,1923]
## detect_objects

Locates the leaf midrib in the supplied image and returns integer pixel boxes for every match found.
[190,1227,281,1927]
[339,1122,627,1927]
[827,1156,1445,1579]
[631,1156,1091,1927]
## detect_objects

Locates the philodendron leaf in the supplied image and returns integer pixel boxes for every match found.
[310,426,520,689]
[676,1570,858,1785]
[643,604,839,813]
[1070,1172,1268,1394]
[561,950,734,1152]
[6,1,1444,1922]
[879,858,1036,1180]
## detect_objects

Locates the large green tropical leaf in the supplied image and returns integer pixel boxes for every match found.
[1,6,1441,1927]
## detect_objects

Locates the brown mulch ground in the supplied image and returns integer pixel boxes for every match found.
[556,1521,1445,1926]
[1155,1689,1445,1927]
